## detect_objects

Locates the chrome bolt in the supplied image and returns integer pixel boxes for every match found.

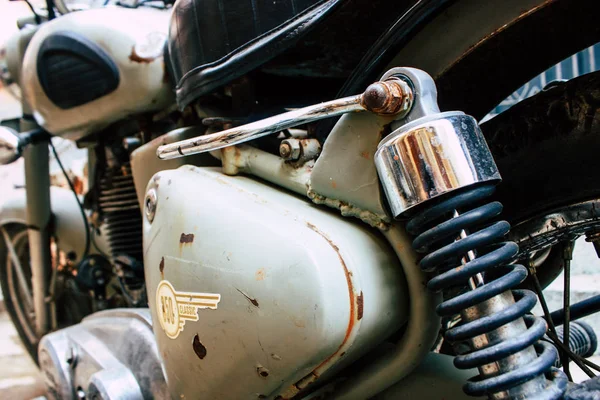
[145,188,158,223]
[279,139,301,161]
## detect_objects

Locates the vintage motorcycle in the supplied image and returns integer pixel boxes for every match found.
[2,0,600,399]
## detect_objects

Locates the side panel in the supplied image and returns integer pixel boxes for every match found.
[130,127,219,209]
[143,166,408,399]
[20,7,173,140]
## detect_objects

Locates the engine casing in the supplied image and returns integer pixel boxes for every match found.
[143,166,409,399]
[20,7,173,140]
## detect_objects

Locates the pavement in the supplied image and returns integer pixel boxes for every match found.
[0,312,45,400]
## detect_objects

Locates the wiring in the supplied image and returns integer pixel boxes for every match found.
[22,0,42,24]
[46,0,56,19]
[49,140,91,260]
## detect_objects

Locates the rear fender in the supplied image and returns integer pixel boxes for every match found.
[0,186,110,262]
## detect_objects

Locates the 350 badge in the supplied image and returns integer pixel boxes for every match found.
[156,280,221,339]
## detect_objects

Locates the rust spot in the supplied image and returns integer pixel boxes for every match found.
[360,151,370,160]
[257,365,269,378]
[340,352,346,357]
[236,288,259,307]
[159,257,165,279]
[357,292,364,320]
[180,233,194,244]
[255,268,266,281]
[129,46,155,63]
[294,319,306,328]
[393,155,400,161]
[331,180,337,189]
[304,221,358,375]
[192,334,207,359]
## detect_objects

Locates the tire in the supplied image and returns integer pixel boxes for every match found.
[0,224,39,362]
[0,223,93,364]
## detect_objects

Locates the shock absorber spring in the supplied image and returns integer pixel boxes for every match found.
[406,183,565,398]
[373,68,567,399]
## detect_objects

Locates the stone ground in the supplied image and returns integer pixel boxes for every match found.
[0,312,45,399]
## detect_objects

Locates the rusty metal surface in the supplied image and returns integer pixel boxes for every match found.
[143,166,408,400]
[309,112,395,229]
[334,224,441,399]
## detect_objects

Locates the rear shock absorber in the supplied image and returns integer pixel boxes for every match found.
[374,68,567,399]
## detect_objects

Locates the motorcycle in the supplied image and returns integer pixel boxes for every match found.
[1,0,600,398]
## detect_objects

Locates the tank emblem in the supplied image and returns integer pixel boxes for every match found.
[156,280,221,339]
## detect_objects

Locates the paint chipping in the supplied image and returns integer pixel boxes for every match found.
[357,292,364,320]
[180,233,194,244]
[236,288,259,307]
[256,365,269,378]
[129,46,155,63]
[192,334,207,359]
[255,268,266,281]
[302,221,358,378]
[159,257,165,279]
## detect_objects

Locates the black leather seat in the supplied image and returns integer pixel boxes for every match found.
[168,0,342,109]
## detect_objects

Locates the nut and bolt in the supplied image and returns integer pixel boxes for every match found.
[361,77,413,117]
[279,139,301,161]
[145,188,158,223]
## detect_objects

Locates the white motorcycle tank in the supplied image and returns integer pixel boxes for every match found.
[20,7,173,140]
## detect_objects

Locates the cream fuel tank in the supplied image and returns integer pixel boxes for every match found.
[17,7,173,140]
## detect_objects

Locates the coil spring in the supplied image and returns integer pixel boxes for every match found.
[406,184,567,399]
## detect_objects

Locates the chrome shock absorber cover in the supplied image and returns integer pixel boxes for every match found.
[374,68,567,399]
[374,68,501,218]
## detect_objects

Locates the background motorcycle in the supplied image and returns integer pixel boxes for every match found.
[2,0,600,399]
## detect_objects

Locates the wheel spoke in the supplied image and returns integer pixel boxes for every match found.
[529,250,596,380]
[562,241,574,380]
[1,227,34,311]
